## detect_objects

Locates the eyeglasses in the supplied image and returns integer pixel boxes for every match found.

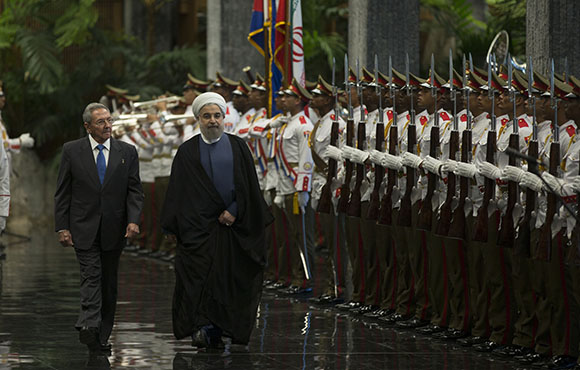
[93,117,115,126]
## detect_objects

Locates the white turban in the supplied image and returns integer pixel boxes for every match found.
[191,92,227,118]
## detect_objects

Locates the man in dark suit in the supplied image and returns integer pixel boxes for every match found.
[54,102,144,352]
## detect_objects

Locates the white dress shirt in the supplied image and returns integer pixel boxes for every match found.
[88,135,110,166]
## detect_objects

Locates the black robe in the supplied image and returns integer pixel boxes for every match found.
[161,134,273,344]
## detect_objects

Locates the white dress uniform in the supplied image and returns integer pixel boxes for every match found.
[310,110,346,210]
[182,105,199,142]
[223,101,240,134]
[276,111,314,196]
[0,143,10,230]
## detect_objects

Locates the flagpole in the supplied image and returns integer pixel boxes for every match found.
[264,0,272,117]
[284,0,291,87]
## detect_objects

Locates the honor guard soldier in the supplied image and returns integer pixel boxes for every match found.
[210,72,240,133]
[308,75,347,304]
[275,78,315,295]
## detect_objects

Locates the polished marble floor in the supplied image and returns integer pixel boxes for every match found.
[0,230,521,369]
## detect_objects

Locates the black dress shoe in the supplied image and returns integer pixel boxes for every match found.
[309,294,337,305]
[547,355,577,369]
[281,285,313,295]
[491,344,521,357]
[379,312,410,325]
[518,351,550,364]
[512,347,535,361]
[79,327,99,351]
[473,340,500,352]
[415,324,445,335]
[395,318,430,329]
[457,335,487,347]
[433,328,469,340]
[351,305,379,315]
[335,301,362,311]
[364,308,392,319]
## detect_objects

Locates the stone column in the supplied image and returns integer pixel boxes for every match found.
[527,0,580,77]
[348,0,420,74]
[207,0,265,81]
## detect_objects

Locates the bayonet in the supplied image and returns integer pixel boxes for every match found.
[551,58,559,143]
[508,53,518,134]
[345,54,353,119]
[375,54,383,124]
[431,54,439,127]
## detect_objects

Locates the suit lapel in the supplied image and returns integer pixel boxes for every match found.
[103,138,121,188]
[80,137,101,188]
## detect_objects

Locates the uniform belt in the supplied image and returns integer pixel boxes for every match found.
[140,158,152,162]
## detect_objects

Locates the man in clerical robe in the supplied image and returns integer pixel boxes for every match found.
[161,92,272,349]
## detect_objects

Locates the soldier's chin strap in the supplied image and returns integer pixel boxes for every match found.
[505,147,580,222]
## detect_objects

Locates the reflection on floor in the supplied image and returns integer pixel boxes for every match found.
[0,231,518,369]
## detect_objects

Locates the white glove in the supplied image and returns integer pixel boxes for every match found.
[342,146,369,164]
[520,172,543,192]
[368,149,385,165]
[0,216,5,233]
[298,191,310,210]
[273,194,284,208]
[441,159,458,174]
[19,133,34,148]
[572,176,580,193]
[269,115,289,128]
[454,162,477,178]
[541,172,564,195]
[381,153,403,171]
[325,145,342,161]
[501,165,526,183]
[263,190,272,207]
[401,152,423,169]
[478,161,501,180]
[422,155,443,175]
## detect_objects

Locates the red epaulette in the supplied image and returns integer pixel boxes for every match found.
[148,129,156,137]
[226,106,230,115]
[253,126,264,132]
[420,116,428,126]
[330,114,336,121]
[238,128,249,134]
[518,118,529,128]
[460,114,467,122]
[566,125,576,137]
[245,114,252,121]
[387,110,394,121]
[501,117,509,126]
[299,116,307,124]
[302,177,309,191]
[440,112,451,121]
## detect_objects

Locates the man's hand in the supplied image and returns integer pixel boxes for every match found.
[125,223,140,239]
[58,230,74,247]
[219,210,236,226]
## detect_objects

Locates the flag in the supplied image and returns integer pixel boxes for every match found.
[290,0,305,87]
[248,0,283,116]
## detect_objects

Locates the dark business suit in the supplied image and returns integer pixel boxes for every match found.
[54,136,143,343]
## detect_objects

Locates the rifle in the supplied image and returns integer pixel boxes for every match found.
[497,53,519,248]
[367,55,385,220]
[417,54,440,231]
[337,54,355,213]
[378,56,398,224]
[473,61,498,242]
[435,49,459,236]
[449,54,472,240]
[515,56,537,257]
[397,53,417,227]
[347,59,366,217]
[318,58,340,214]
[537,59,559,262]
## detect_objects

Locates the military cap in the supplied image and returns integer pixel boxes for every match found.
[391,69,406,88]
[566,75,580,98]
[443,69,464,89]
[471,65,488,80]
[347,67,358,84]
[285,77,312,102]
[311,76,333,96]
[305,79,318,92]
[532,71,550,93]
[420,70,446,89]
[498,65,509,81]
[360,67,376,86]
[540,76,573,99]
[233,80,251,96]
[250,73,266,91]
[479,71,506,92]
[185,73,211,91]
[213,72,237,89]
[467,70,486,91]
[375,70,390,89]
[105,84,129,96]
[510,70,529,96]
